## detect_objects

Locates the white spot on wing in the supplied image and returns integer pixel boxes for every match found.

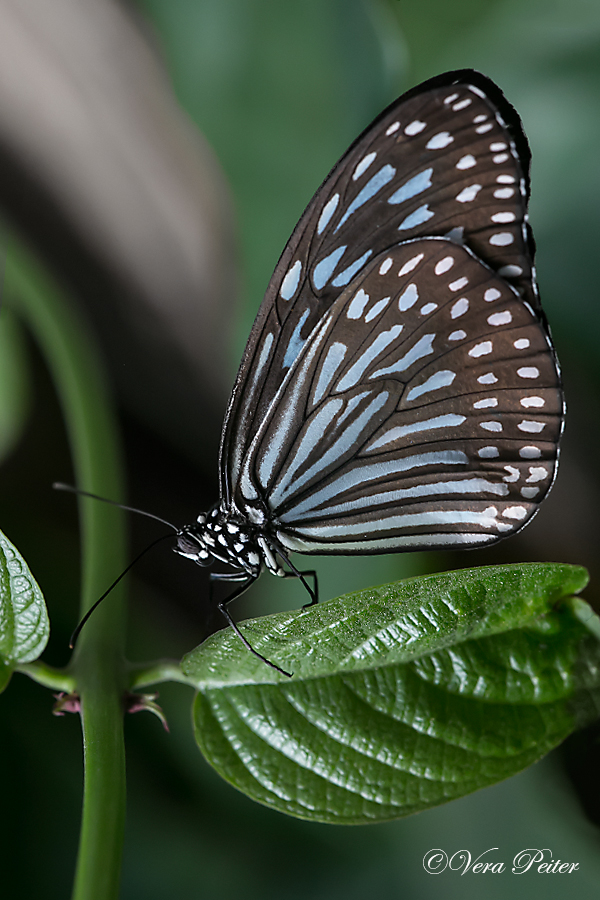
[527,466,548,483]
[456,184,482,203]
[405,120,427,135]
[452,98,472,111]
[353,151,377,180]
[435,256,454,275]
[456,154,476,169]
[451,297,469,318]
[494,187,515,199]
[426,131,454,150]
[379,257,393,275]
[521,396,545,408]
[475,123,493,134]
[470,341,493,358]
[518,367,539,379]
[479,446,499,458]
[487,310,512,326]
[503,506,528,520]
[491,212,516,223]
[484,288,501,302]
[386,121,400,135]
[520,446,541,459]
[489,232,514,246]
[474,398,498,409]
[398,283,419,311]
[420,303,437,315]
[317,193,340,234]
[449,330,467,341]
[514,338,530,350]
[365,296,391,322]
[347,288,370,319]
[499,265,523,277]
[398,253,424,276]
[518,420,546,433]
[449,277,468,292]
[478,372,498,384]
[280,260,302,300]
[480,421,502,432]
[521,487,539,499]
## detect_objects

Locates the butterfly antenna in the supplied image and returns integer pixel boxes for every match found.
[53,482,178,532]
[69,532,174,648]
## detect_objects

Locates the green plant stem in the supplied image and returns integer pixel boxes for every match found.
[128,658,197,689]
[16,660,75,692]
[6,240,128,900]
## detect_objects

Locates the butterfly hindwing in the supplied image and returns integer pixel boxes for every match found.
[235,239,561,553]
[221,70,538,504]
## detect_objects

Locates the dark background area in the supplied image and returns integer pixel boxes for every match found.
[0,0,599,896]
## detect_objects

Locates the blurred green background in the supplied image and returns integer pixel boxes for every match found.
[1,0,600,896]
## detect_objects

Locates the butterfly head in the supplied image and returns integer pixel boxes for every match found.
[175,517,213,567]
[175,506,264,576]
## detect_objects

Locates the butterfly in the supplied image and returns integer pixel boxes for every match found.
[175,69,563,672]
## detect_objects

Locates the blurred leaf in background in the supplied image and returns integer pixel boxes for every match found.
[0,0,599,897]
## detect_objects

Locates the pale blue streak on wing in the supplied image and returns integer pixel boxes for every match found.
[284,477,509,522]
[227,331,274,489]
[387,168,433,204]
[277,531,494,552]
[267,397,344,505]
[398,205,435,230]
[405,370,456,403]
[334,164,396,232]
[371,333,435,379]
[252,318,332,494]
[279,450,469,520]
[312,245,347,290]
[365,413,466,452]
[313,342,348,404]
[336,325,404,392]
[269,391,390,509]
[317,193,340,235]
[331,250,373,287]
[291,507,503,538]
[283,308,310,369]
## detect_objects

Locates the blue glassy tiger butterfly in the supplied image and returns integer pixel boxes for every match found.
[173,70,563,672]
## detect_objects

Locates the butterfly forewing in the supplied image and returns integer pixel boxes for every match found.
[221,70,538,504]
[235,238,561,553]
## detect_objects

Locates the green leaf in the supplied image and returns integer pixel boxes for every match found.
[183,563,600,823]
[0,528,50,691]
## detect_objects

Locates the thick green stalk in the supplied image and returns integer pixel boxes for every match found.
[6,240,128,900]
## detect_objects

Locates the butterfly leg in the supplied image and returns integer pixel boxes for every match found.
[209,571,292,678]
[275,556,318,607]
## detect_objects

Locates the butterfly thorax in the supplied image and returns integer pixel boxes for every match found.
[175,505,285,578]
